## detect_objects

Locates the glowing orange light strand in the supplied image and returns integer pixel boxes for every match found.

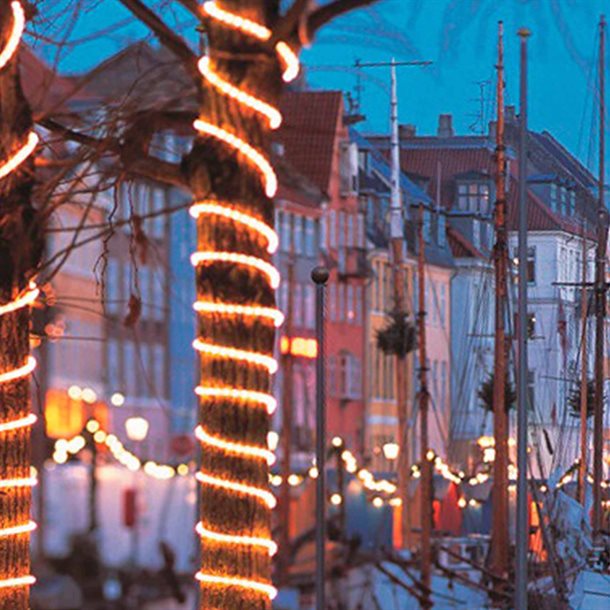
[0,521,37,539]
[0,131,39,181]
[193,301,284,327]
[195,425,275,464]
[195,521,278,556]
[0,1,25,70]
[195,386,277,414]
[195,572,278,600]
[193,338,278,374]
[196,471,277,509]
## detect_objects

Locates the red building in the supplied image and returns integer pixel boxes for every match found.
[280,91,367,454]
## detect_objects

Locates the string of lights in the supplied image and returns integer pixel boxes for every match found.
[0,2,39,592]
[192,3,301,603]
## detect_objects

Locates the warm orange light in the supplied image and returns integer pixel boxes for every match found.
[193,119,278,198]
[276,41,300,82]
[195,572,277,600]
[0,355,36,385]
[196,521,277,556]
[198,57,282,129]
[0,521,36,539]
[0,477,37,489]
[0,283,39,317]
[280,336,318,358]
[0,2,25,70]
[194,301,284,327]
[195,425,274,464]
[196,471,277,509]
[193,338,278,373]
[0,132,39,181]
[195,386,277,414]
[191,250,280,289]
[0,575,36,590]
[0,413,36,434]
[190,201,278,254]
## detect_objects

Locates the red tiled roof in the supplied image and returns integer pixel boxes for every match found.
[279,91,343,193]
[447,226,484,259]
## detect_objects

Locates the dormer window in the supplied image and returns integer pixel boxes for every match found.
[438,214,447,248]
[457,181,490,214]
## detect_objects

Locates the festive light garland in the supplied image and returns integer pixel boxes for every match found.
[192,4,303,602]
[0,3,38,591]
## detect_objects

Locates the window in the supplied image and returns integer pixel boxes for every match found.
[438,214,446,248]
[124,342,136,397]
[346,284,355,322]
[472,219,480,249]
[357,213,365,248]
[320,213,327,250]
[527,246,536,284]
[440,361,447,410]
[151,188,165,238]
[153,344,166,398]
[293,284,303,324]
[281,212,291,252]
[439,285,446,327]
[151,272,164,321]
[305,218,315,257]
[107,339,121,390]
[278,282,288,315]
[527,312,536,339]
[355,286,363,324]
[338,283,345,321]
[329,210,337,248]
[294,215,303,254]
[457,181,490,214]
[527,370,535,411]
[550,183,557,212]
[123,262,131,303]
[106,258,120,314]
[304,285,315,329]
[559,187,567,215]
[338,211,345,247]
[569,190,576,215]
[139,342,151,397]
[347,214,354,247]
[328,283,336,321]
[140,266,151,319]
[423,209,431,243]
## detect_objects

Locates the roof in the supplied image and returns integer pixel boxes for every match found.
[278,91,343,193]
[447,226,484,259]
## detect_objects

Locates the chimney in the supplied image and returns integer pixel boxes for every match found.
[505,105,516,123]
[437,114,454,138]
[399,124,416,139]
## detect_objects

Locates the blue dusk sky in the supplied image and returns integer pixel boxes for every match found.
[32,1,608,171]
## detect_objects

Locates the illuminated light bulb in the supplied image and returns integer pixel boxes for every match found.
[196,471,277,509]
[275,41,300,82]
[111,392,125,407]
[0,131,39,181]
[177,464,189,476]
[93,430,106,444]
[196,521,278,556]
[191,250,280,289]
[196,386,277,414]
[330,493,342,506]
[331,436,343,448]
[468,499,480,508]
[372,497,384,508]
[308,466,319,479]
[193,339,278,374]
[195,572,277,601]
[193,119,277,198]
[190,202,278,254]
[389,498,402,507]
[269,475,282,487]
[457,497,467,509]
[287,474,301,487]
[68,385,82,400]
[0,413,36,434]
[81,387,97,404]
[0,355,36,384]
[198,57,282,129]
[412,470,421,479]
[267,431,279,451]
[195,425,275,464]
[0,520,36,539]
[540,484,547,493]
[426,449,435,462]
[0,1,25,69]
[86,419,100,433]
[194,301,284,327]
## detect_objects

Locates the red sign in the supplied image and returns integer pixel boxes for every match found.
[123,488,137,528]
[171,434,194,456]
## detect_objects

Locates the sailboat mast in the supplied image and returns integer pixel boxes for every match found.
[515,27,531,610]
[593,14,607,538]
[490,21,510,599]
[579,224,589,505]
[418,203,432,610]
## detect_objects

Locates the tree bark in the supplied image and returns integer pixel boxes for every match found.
[0,2,41,608]
[187,2,282,608]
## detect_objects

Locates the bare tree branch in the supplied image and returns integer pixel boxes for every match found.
[116,0,200,82]
[273,0,313,42]
[307,0,379,40]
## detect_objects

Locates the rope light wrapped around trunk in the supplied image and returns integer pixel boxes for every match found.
[191,2,300,606]
[0,0,39,597]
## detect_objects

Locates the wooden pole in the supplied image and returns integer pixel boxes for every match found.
[490,21,510,601]
[417,204,432,610]
[593,13,607,538]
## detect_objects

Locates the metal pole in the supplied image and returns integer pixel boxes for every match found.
[593,14,607,538]
[312,266,329,610]
[516,27,531,610]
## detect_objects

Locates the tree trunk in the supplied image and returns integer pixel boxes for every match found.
[187,2,283,608]
[0,2,41,608]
